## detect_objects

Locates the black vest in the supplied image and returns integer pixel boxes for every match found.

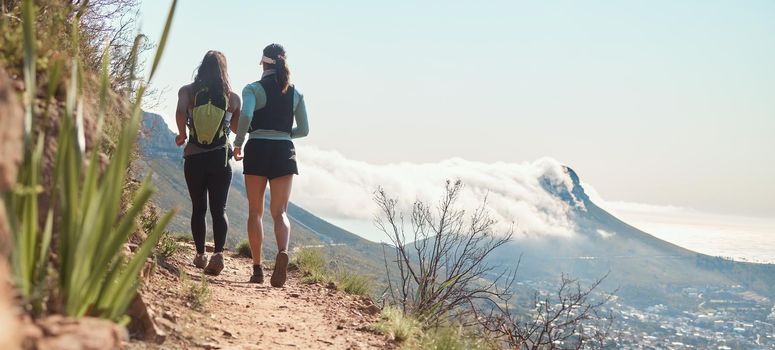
[248,76,295,134]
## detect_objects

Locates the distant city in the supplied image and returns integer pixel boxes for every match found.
[518,278,774,349]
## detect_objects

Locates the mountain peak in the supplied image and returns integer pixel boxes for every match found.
[563,166,590,204]
[139,111,178,159]
[538,163,590,211]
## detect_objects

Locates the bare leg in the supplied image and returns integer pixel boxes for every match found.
[245,175,268,265]
[269,174,293,252]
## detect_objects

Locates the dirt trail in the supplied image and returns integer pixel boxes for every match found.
[128,243,394,350]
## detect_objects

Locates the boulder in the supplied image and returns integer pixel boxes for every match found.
[34,315,127,350]
[126,293,166,344]
[0,66,23,193]
[0,66,22,349]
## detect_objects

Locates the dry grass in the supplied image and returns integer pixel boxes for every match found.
[236,240,252,258]
[184,273,211,311]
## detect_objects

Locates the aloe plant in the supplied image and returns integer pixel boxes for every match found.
[5,0,179,322]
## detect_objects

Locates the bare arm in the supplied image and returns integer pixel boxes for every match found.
[175,85,191,146]
[229,91,242,133]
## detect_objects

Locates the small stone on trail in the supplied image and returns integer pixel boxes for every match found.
[155,317,176,331]
[326,281,337,290]
[363,304,380,315]
[317,338,335,345]
[289,293,300,298]
[200,341,220,349]
[279,327,287,332]
[162,310,177,322]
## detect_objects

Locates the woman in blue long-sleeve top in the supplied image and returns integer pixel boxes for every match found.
[233,43,309,287]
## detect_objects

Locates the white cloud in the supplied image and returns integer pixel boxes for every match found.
[585,183,775,263]
[232,145,775,262]
[290,146,579,239]
[596,229,615,239]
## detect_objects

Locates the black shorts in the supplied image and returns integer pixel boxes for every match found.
[243,139,298,179]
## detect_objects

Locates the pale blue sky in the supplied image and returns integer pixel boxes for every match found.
[139,0,775,219]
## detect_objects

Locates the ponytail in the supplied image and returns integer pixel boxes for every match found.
[275,56,290,94]
[263,43,291,94]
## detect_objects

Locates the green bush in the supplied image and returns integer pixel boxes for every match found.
[302,269,330,285]
[337,270,371,296]
[185,273,211,311]
[416,326,495,350]
[292,248,375,294]
[236,240,252,258]
[156,231,179,258]
[4,0,178,322]
[374,306,421,343]
[374,307,496,349]
[171,233,192,242]
[293,247,328,284]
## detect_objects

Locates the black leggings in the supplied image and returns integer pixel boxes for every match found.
[184,149,232,254]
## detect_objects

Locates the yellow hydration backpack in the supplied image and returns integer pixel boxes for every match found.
[190,88,229,148]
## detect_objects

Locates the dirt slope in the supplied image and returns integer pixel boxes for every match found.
[127,243,395,350]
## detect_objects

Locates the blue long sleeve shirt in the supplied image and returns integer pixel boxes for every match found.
[234,71,309,147]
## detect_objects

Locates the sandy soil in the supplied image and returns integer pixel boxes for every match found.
[126,243,395,350]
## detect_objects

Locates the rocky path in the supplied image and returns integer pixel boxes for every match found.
[127,243,394,350]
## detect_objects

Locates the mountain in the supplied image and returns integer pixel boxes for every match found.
[137,111,775,307]
[493,166,775,306]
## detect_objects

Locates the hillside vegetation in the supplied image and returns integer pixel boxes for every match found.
[0,0,179,348]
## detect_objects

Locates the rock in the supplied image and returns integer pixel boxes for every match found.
[126,293,166,344]
[154,317,176,331]
[362,303,381,316]
[21,321,43,340]
[278,327,288,332]
[141,257,156,279]
[200,342,221,349]
[0,66,23,192]
[0,260,19,350]
[317,338,334,346]
[0,68,23,350]
[33,316,126,350]
[336,324,344,330]
[326,281,337,290]
[289,293,300,298]
[156,255,180,276]
[162,310,177,322]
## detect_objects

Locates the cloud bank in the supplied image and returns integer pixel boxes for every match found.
[284,146,775,262]
[584,183,775,263]
[289,146,579,239]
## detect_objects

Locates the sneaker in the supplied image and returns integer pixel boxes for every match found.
[249,264,264,284]
[204,253,224,276]
[270,251,289,288]
[193,253,208,269]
